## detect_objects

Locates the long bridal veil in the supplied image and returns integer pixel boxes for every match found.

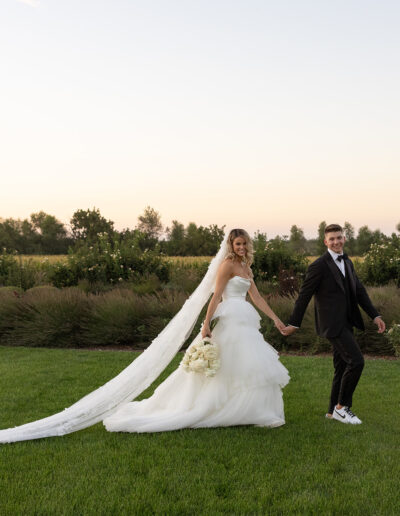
[0,233,229,443]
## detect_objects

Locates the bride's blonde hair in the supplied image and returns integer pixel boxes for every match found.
[225,228,254,266]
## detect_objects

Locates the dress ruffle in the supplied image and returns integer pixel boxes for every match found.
[103,277,289,433]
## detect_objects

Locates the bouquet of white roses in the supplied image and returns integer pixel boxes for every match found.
[181,319,220,377]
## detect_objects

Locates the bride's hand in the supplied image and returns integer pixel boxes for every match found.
[273,318,285,333]
[201,324,212,339]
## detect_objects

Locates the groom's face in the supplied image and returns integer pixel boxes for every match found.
[324,231,345,254]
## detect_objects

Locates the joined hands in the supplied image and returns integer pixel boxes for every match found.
[280,325,297,336]
[274,319,292,336]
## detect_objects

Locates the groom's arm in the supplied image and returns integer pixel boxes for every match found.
[349,261,379,320]
[348,260,385,332]
[288,260,323,328]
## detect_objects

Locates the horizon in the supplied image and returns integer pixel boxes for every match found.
[1,209,398,241]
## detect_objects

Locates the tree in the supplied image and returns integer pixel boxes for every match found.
[343,221,356,255]
[253,231,268,254]
[30,211,69,253]
[198,224,225,255]
[356,225,385,255]
[184,223,202,255]
[70,208,114,244]
[164,222,225,256]
[317,221,327,255]
[165,220,185,256]
[137,207,163,240]
[0,217,39,254]
[289,225,306,253]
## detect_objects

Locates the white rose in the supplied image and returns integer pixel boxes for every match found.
[191,359,207,372]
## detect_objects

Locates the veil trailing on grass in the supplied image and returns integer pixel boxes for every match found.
[0,233,229,443]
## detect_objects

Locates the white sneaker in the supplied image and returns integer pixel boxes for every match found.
[344,407,362,424]
[332,406,362,425]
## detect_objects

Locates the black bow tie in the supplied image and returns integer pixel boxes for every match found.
[337,254,348,262]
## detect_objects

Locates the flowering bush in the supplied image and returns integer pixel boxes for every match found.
[252,239,308,285]
[0,250,17,280]
[359,235,400,286]
[387,324,400,357]
[56,233,170,287]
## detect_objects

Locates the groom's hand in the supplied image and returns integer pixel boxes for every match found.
[373,316,386,333]
[281,325,297,337]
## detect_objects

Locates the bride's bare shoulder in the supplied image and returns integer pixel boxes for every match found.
[217,258,234,276]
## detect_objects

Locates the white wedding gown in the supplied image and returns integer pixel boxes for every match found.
[103,276,290,433]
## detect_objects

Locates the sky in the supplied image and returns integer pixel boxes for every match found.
[1,0,399,238]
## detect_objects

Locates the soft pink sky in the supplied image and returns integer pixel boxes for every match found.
[1,1,399,238]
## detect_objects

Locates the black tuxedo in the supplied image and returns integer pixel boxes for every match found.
[288,251,380,413]
[288,251,379,338]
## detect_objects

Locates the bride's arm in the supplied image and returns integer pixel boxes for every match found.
[247,282,285,332]
[201,261,232,338]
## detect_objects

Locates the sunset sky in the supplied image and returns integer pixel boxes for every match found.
[1,0,399,238]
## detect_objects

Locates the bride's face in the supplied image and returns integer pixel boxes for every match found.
[232,237,247,259]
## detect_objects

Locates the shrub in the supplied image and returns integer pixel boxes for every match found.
[387,324,400,357]
[263,295,331,354]
[261,284,400,356]
[0,277,398,356]
[127,274,162,295]
[81,289,187,349]
[166,259,209,294]
[252,239,308,285]
[49,262,79,288]
[0,288,21,344]
[0,251,17,280]
[359,235,400,286]
[1,287,90,348]
[81,289,150,348]
[67,233,170,286]
[355,284,400,355]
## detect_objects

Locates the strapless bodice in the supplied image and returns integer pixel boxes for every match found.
[222,275,251,300]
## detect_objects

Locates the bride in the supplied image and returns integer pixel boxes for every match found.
[104,228,289,432]
[0,228,289,443]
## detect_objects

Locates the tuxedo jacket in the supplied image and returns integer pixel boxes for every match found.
[288,251,379,338]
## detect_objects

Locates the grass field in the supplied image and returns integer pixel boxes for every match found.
[0,347,398,515]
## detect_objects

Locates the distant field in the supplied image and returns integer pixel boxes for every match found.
[21,255,214,265]
[21,255,363,265]
[20,255,68,264]
[164,256,213,264]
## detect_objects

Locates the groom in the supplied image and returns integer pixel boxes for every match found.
[282,224,385,424]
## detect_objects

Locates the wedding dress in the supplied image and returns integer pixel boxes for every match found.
[0,231,289,443]
[103,276,289,432]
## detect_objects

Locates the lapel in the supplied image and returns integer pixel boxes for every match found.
[344,259,357,296]
[324,251,345,293]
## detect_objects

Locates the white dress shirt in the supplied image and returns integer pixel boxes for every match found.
[328,248,345,277]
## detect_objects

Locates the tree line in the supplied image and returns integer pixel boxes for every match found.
[1,207,399,256]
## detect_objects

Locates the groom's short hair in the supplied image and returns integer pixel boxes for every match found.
[325,224,343,234]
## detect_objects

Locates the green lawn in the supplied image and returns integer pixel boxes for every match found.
[0,347,399,515]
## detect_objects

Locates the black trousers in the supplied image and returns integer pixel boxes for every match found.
[327,326,365,414]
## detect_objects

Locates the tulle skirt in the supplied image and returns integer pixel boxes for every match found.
[103,298,290,433]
